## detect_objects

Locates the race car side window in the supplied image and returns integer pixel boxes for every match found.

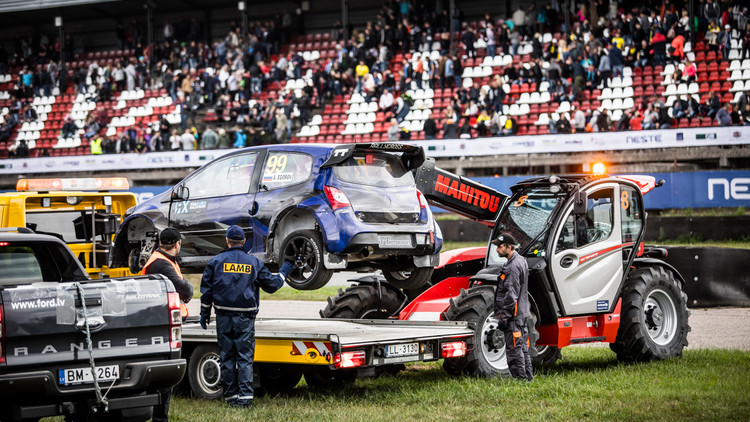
[261,152,313,190]
[183,153,258,199]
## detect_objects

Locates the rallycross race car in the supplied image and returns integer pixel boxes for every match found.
[111,143,442,290]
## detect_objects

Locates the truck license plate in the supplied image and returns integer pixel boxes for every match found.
[59,365,119,385]
[386,342,419,357]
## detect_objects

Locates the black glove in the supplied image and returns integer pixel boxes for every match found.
[496,318,507,331]
[199,315,210,330]
[279,261,295,276]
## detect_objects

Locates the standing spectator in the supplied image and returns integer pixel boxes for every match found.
[609,43,624,78]
[485,22,497,57]
[217,128,232,149]
[233,127,246,148]
[198,226,290,408]
[201,127,218,149]
[423,113,438,139]
[274,108,287,143]
[387,118,400,141]
[650,30,667,67]
[462,27,476,58]
[716,103,732,126]
[572,106,586,132]
[169,129,181,151]
[180,128,195,150]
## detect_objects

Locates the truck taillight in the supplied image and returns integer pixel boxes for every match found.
[324,186,351,210]
[334,350,366,368]
[167,292,182,350]
[441,341,467,358]
[0,303,4,364]
[417,190,428,209]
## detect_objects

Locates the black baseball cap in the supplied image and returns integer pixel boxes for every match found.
[159,227,181,245]
[490,232,518,247]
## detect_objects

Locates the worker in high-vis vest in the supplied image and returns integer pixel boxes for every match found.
[90,136,103,155]
[141,227,194,422]
[199,225,293,408]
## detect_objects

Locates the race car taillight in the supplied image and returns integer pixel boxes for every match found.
[0,303,5,364]
[324,186,351,210]
[334,350,366,368]
[167,292,182,351]
[441,341,467,358]
[416,190,428,209]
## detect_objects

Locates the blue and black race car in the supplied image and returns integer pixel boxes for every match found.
[111,143,442,290]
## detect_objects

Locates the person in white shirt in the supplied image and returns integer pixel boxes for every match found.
[180,128,195,150]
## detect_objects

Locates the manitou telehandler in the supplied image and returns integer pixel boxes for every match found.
[321,160,690,377]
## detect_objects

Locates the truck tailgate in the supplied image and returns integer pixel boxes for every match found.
[2,276,173,369]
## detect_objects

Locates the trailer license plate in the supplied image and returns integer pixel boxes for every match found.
[386,342,419,357]
[58,365,119,385]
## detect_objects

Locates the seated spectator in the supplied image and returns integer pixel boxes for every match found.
[701,91,721,118]
[715,103,732,126]
[555,114,572,134]
[459,118,473,139]
[15,139,29,158]
[62,117,79,138]
[629,110,644,131]
[442,107,459,139]
[641,104,658,130]
[475,109,491,137]
[740,103,750,126]
[501,116,518,136]
[672,96,688,119]
[571,106,586,132]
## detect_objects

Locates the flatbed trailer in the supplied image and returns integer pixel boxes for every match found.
[180,318,473,398]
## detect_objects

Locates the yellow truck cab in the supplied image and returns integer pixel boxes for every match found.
[0,177,138,279]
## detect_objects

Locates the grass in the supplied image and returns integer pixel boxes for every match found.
[165,347,750,422]
[655,207,749,217]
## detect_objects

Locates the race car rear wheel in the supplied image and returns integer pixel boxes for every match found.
[383,266,433,290]
[281,230,333,290]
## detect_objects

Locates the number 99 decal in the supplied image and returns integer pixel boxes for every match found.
[266,154,288,173]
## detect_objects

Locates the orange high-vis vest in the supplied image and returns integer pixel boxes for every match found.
[142,250,189,318]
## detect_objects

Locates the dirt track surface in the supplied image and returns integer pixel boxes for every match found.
[188,300,750,351]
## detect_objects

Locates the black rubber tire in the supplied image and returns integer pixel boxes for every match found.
[319,284,403,319]
[303,367,357,389]
[320,284,405,377]
[256,364,303,396]
[382,266,434,290]
[441,286,553,377]
[610,265,691,362]
[281,230,333,290]
[188,344,223,400]
[441,285,509,377]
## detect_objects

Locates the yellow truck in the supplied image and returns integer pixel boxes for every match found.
[0,177,138,279]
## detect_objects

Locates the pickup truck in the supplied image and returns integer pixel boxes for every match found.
[0,230,185,421]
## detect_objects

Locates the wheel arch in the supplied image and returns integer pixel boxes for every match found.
[111,215,159,268]
[631,257,686,286]
[267,196,338,263]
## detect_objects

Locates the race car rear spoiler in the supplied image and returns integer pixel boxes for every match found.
[320,143,425,171]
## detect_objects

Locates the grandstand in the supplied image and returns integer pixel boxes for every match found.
[0,0,748,185]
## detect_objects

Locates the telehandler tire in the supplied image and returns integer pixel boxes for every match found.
[610,265,690,362]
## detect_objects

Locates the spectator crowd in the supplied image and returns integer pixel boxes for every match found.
[1,0,750,157]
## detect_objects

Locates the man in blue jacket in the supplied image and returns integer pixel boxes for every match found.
[199,225,294,408]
